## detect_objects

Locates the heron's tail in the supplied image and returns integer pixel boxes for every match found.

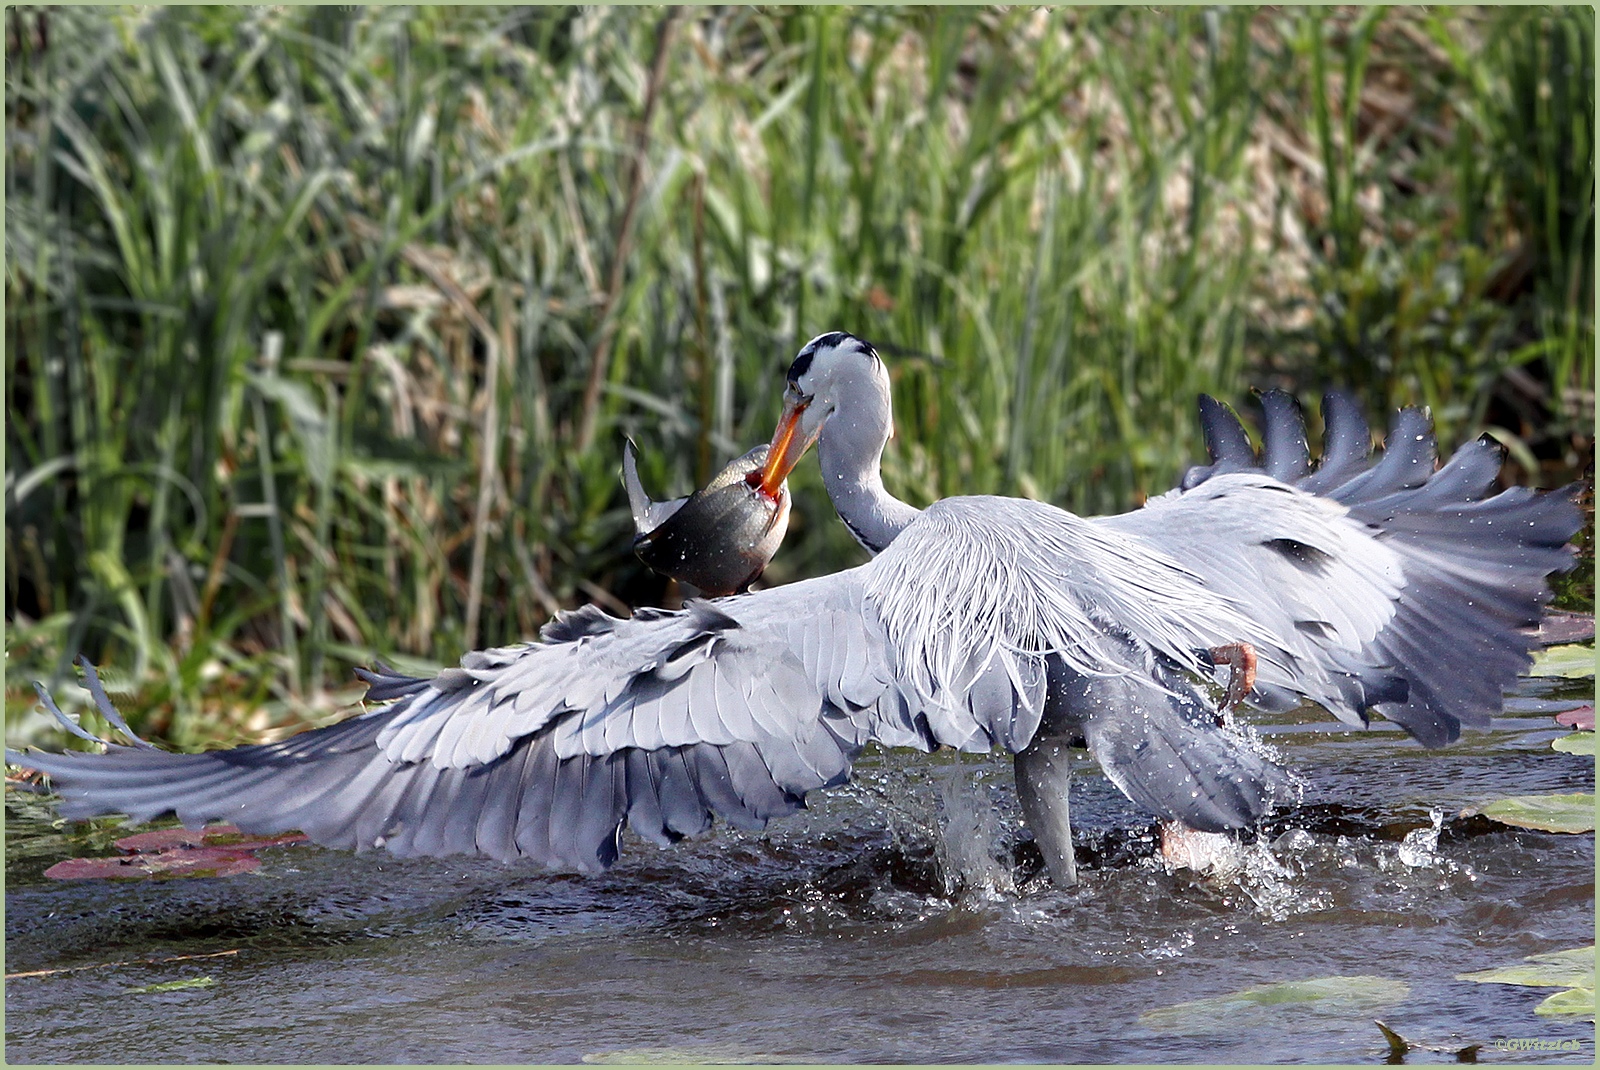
[1184,391,1583,746]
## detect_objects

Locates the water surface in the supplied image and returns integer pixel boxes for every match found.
[5,674,1593,1064]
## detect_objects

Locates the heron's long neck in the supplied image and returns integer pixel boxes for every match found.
[817,400,922,555]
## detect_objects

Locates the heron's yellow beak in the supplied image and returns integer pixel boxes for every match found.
[753,396,816,498]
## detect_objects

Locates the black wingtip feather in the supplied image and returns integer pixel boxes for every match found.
[1298,391,1372,493]
[1331,409,1436,503]
[76,658,156,748]
[1198,394,1256,468]
[32,682,107,745]
[1257,389,1311,483]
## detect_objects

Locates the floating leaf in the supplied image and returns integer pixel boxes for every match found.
[1469,794,1595,834]
[114,825,308,853]
[1552,733,1596,755]
[1535,987,1596,1019]
[43,822,307,880]
[6,949,239,980]
[1555,705,1595,731]
[1458,946,1595,989]
[1539,612,1596,646]
[1461,947,1596,1023]
[125,976,216,994]
[1138,975,1410,1032]
[46,849,260,880]
[1527,644,1596,679]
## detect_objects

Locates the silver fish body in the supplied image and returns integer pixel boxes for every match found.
[623,441,791,597]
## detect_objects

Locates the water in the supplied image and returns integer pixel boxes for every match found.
[6,674,1593,1064]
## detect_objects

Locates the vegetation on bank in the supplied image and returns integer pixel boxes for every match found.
[5,6,1593,747]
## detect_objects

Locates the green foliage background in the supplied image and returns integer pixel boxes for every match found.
[5,6,1593,747]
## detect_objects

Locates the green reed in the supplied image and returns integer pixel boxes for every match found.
[5,6,1591,747]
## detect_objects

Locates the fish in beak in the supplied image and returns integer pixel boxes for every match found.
[626,441,792,598]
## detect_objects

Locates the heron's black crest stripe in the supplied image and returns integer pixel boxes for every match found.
[788,331,877,386]
[787,335,837,383]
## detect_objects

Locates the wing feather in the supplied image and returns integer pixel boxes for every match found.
[1110,392,1579,742]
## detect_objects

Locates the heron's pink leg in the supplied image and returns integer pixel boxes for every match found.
[1208,642,1258,709]
[1159,642,1259,872]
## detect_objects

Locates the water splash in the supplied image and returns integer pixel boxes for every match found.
[1395,808,1444,868]
[934,761,1017,898]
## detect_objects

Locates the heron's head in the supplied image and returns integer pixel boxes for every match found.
[754,331,888,496]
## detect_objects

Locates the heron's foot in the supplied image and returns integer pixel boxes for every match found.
[1158,820,1242,877]
[1207,642,1258,710]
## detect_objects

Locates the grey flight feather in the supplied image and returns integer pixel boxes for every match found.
[1042,651,1297,832]
[76,658,156,748]
[8,577,905,872]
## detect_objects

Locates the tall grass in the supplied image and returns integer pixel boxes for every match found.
[5,6,1592,747]
[1278,7,1594,465]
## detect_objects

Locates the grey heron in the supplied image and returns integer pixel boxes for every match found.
[751,332,1582,882]
[8,331,1580,891]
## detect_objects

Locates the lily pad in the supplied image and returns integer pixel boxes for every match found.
[1535,987,1596,1019]
[1552,733,1596,755]
[1469,794,1595,834]
[1538,612,1596,646]
[1138,975,1410,1032]
[46,849,260,880]
[126,976,216,995]
[1555,705,1595,731]
[1459,946,1595,989]
[1461,947,1596,1022]
[114,825,308,853]
[1527,643,1596,679]
[43,822,307,880]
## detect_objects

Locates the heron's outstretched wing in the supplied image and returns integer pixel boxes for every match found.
[1104,392,1580,745]
[11,509,1173,870]
[6,573,948,872]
